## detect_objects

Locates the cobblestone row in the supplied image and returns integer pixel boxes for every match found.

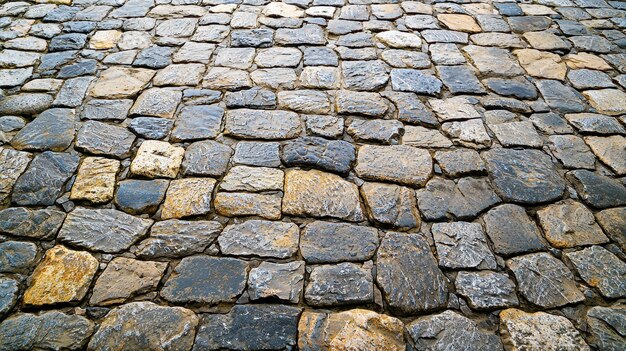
[1,0,626,350]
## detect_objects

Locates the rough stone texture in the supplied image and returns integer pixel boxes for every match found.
[283,169,364,222]
[586,306,626,351]
[298,309,405,351]
[500,309,590,351]
[0,207,65,239]
[361,182,420,229]
[566,246,626,299]
[537,199,609,248]
[87,302,199,351]
[70,157,120,203]
[23,245,98,306]
[160,178,216,219]
[58,207,152,253]
[455,271,519,310]
[114,179,169,215]
[89,67,155,98]
[161,256,248,304]
[218,220,299,259]
[432,222,497,270]
[507,253,585,308]
[377,233,449,315]
[193,304,301,351]
[596,207,626,251]
[10,108,75,151]
[407,310,503,351]
[355,145,432,187]
[136,220,222,259]
[248,261,304,303]
[0,149,32,208]
[482,204,544,256]
[300,221,378,264]
[225,109,301,140]
[281,136,355,175]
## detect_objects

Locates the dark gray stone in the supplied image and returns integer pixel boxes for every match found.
[75,120,136,159]
[382,92,438,127]
[530,112,574,134]
[171,105,224,142]
[416,177,501,221]
[0,94,54,116]
[231,29,274,47]
[114,179,169,215]
[508,16,551,33]
[193,305,301,351]
[586,306,626,351]
[0,277,18,318]
[455,271,519,310]
[300,221,378,264]
[0,311,94,351]
[435,149,486,177]
[565,113,626,135]
[482,149,566,204]
[136,220,222,259]
[0,207,65,239]
[39,51,77,71]
[162,256,248,304]
[390,69,442,95]
[437,65,485,94]
[57,60,97,78]
[507,252,585,308]
[303,47,338,66]
[0,241,37,273]
[376,232,449,315]
[483,204,545,256]
[280,136,355,175]
[535,80,586,113]
[134,46,175,68]
[182,140,233,177]
[305,262,374,306]
[53,76,94,108]
[129,117,173,140]
[347,119,403,144]
[361,182,420,229]
[12,151,79,206]
[11,108,75,152]
[233,141,281,167]
[407,310,503,351]
[566,169,626,209]
[341,60,388,91]
[81,99,133,121]
[484,77,538,100]
[58,207,153,253]
[224,88,276,109]
[567,246,626,299]
[49,33,87,51]
[87,302,198,351]
[432,222,497,270]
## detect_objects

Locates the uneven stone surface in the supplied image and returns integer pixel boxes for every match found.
[3,0,626,349]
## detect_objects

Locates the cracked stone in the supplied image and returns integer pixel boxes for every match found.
[432,221,497,270]
[219,220,299,259]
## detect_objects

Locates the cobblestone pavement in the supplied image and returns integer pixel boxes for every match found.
[1,0,626,349]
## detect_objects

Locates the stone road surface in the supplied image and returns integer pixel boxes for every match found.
[1,0,626,350]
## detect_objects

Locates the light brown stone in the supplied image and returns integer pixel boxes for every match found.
[437,14,481,33]
[298,309,405,351]
[565,53,612,70]
[214,192,282,220]
[263,2,304,18]
[89,30,122,49]
[90,257,167,306]
[537,199,609,249]
[515,49,567,80]
[161,178,216,219]
[584,135,626,175]
[89,67,155,98]
[282,169,364,222]
[70,157,120,204]
[583,89,626,116]
[219,166,284,192]
[523,31,569,50]
[500,309,590,351]
[355,145,433,187]
[0,149,32,208]
[130,140,185,179]
[23,245,98,306]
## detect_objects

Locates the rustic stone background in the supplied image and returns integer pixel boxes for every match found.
[0,0,625,350]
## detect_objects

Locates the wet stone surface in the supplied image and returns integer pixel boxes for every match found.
[1,0,625,350]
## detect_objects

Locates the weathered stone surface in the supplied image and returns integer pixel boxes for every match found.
[130,140,185,179]
[585,135,626,176]
[88,302,199,351]
[456,271,519,310]
[0,311,94,351]
[219,220,298,258]
[76,120,136,159]
[181,140,233,177]
[81,99,133,121]
[507,252,585,308]
[224,88,276,109]
[376,30,422,48]
[214,192,282,220]
[390,68,442,95]
[11,108,75,151]
[300,221,378,264]
[298,309,405,351]
[537,199,608,248]
[463,45,524,76]
[483,204,544,256]
[0,241,37,273]
[220,166,283,192]
[482,149,565,204]
[0,149,31,207]
[568,171,626,210]
[515,49,567,80]
[432,222,497,270]
[225,109,301,139]
[59,207,153,253]
[280,136,355,175]
[283,169,364,221]
[416,177,500,221]
[130,88,182,119]
[162,256,248,304]
[194,304,301,350]
[170,105,223,141]
[248,261,304,303]
[70,157,119,204]
[407,310,503,351]
[341,60,389,91]
[435,149,485,177]
[305,262,373,306]
[586,306,626,351]
[114,179,169,215]
[596,207,626,251]
[536,79,586,113]
[0,277,18,318]
[12,151,79,206]
[347,119,403,144]
[500,309,590,351]
[549,135,595,169]
[129,117,173,140]
[361,182,420,229]
[161,178,216,219]
[584,89,626,116]
[0,207,65,239]
[335,90,388,117]
[566,246,626,298]
[565,113,625,135]
[136,220,221,259]
[90,257,167,305]
[377,233,449,314]
[89,67,155,98]
[356,145,432,187]
[23,245,98,306]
